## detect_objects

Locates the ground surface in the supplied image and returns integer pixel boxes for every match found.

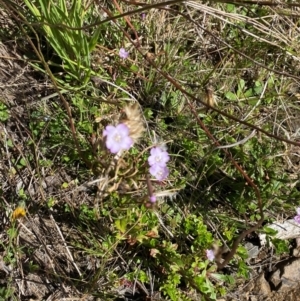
[1,1,300,301]
[0,37,299,301]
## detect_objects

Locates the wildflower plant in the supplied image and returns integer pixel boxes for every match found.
[148,146,170,181]
[95,101,227,299]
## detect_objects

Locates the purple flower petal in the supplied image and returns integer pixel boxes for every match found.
[116,123,130,135]
[149,164,169,181]
[103,125,115,137]
[296,207,300,216]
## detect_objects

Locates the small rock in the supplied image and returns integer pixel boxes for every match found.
[245,273,271,298]
[269,269,281,289]
[260,219,300,246]
[269,258,300,292]
[245,242,260,260]
[253,273,271,296]
[292,247,300,257]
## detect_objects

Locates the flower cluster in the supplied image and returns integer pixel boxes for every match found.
[148,146,170,181]
[294,208,300,224]
[102,106,171,203]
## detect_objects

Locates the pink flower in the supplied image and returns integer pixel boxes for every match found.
[149,195,156,203]
[148,147,170,167]
[294,208,300,224]
[206,249,215,261]
[149,164,169,181]
[295,215,300,224]
[103,124,133,153]
[119,48,129,59]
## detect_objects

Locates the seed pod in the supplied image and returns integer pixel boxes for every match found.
[120,103,145,143]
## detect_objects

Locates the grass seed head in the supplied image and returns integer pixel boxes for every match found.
[120,103,145,143]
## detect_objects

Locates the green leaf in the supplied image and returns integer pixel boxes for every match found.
[19,158,27,167]
[225,91,237,101]
[272,238,289,255]
[262,226,278,236]
[89,24,102,52]
[238,79,245,92]
[130,64,139,72]
[226,3,236,13]
[254,85,263,95]
[0,103,10,121]
[144,108,153,119]
[244,89,254,98]
[115,218,128,233]
[61,182,69,189]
